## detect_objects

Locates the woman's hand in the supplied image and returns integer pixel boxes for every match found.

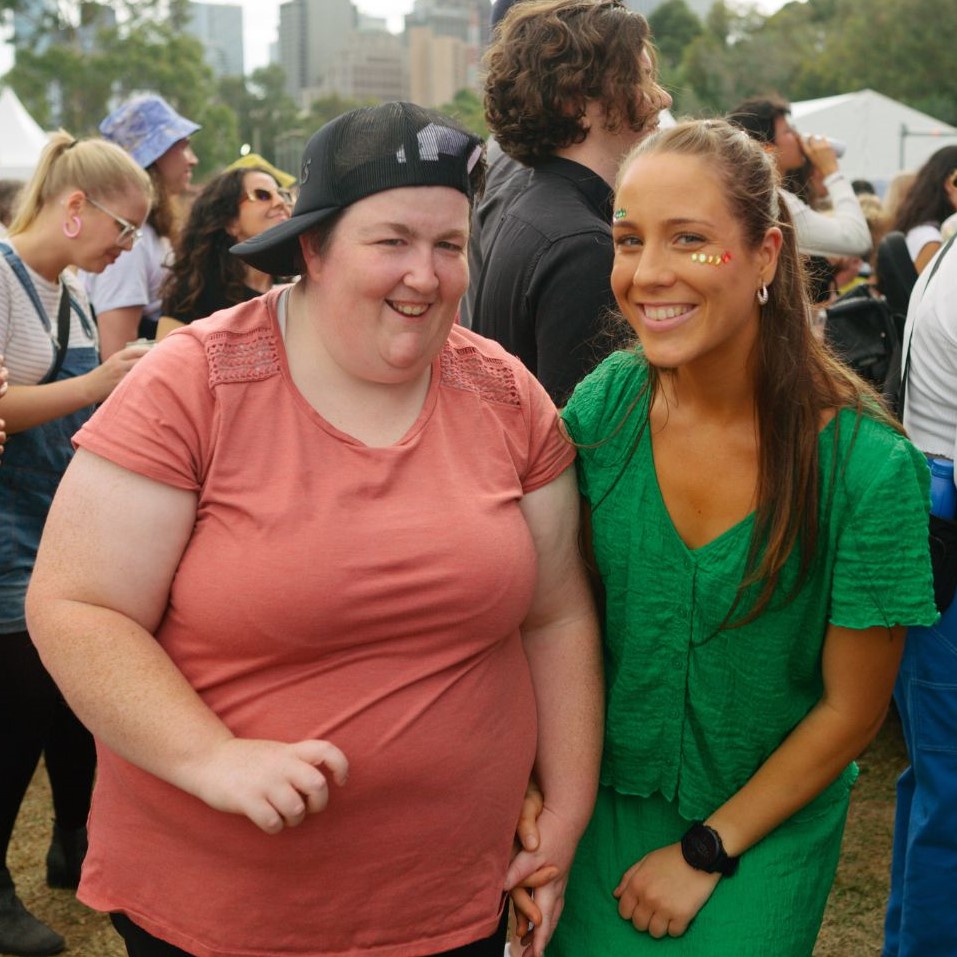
[504,803,583,957]
[802,134,839,178]
[82,343,151,404]
[613,843,720,939]
[510,778,549,935]
[186,737,349,834]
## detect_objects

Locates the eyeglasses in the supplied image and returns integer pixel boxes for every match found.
[85,196,143,248]
[242,187,294,206]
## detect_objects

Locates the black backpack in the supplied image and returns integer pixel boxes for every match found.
[823,283,903,412]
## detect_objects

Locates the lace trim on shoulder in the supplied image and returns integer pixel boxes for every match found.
[206,327,282,387]
[440,344,521,407]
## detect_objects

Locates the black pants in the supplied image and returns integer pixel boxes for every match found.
[0,629,95,867]
[112,907,510,957]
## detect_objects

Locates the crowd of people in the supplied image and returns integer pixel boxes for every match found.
[1,1,955,956]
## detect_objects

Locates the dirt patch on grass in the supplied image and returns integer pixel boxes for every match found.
[8,710,908,956]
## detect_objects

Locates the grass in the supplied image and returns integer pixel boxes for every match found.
[9,709,908,956]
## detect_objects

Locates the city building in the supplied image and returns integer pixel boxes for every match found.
[186,2,245,79]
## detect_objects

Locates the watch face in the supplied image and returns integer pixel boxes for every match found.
[683,825,720,869]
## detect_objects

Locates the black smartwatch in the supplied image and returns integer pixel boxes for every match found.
[680,822,740,877]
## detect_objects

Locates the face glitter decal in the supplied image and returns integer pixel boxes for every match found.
[690,251,732,266]
[613,208,627,221]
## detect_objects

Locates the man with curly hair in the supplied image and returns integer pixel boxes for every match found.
[467,0,671,405]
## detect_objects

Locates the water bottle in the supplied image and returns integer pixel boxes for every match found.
[928,457,957,519]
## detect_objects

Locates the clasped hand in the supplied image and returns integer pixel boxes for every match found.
[613,842,721,939]
[188,737,349,835]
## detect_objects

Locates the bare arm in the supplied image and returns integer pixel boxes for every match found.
[156,316,185,340]
[0,344,148,434]
[615,621,904,938]
[26,449,348,834]
[96,305,144,359]
[507,467,604,956]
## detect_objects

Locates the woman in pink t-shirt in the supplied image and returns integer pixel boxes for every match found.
[26,103,602,957]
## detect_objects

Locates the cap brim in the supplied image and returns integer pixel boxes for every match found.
[230,207,338,276]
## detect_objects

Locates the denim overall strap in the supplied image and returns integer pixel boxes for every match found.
[0,250,99,632]
[0,242,94,382]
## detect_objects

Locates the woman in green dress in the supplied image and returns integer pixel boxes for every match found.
[507,120,938,956]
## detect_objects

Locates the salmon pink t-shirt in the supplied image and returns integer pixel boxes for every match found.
[72,290,576,957]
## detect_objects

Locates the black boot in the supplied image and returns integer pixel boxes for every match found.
[0,868,64,956]
[45,822,87,890]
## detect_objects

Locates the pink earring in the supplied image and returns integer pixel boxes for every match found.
[63,215,81,239]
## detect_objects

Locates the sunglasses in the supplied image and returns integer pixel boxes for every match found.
[242,187,294,206]
[86,195,143,248]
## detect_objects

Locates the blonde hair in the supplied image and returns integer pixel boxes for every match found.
[8,130,153,235]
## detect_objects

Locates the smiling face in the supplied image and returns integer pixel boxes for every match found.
[228,171,291,243]
[152,137,198,194]
[611,151,781,374]
[300,185,470,386]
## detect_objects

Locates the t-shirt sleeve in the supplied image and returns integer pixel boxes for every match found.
[562,351,645,501]
[829,426,937,629]
[517,361,576,494]
[73,331,213,491]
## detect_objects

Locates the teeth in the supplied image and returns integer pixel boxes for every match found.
[645,305,689,321]
[391,302,429,317]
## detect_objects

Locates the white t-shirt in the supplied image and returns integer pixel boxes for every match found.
[901,240,957,458]
[80,223,171,324]
[905,223,942,263]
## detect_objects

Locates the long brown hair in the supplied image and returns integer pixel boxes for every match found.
[615,120,902,624]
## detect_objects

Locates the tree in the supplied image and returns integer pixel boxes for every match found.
[437,88,487,138]
[649,0,702,71]
[3,0,235,176]
[219,64,301,168]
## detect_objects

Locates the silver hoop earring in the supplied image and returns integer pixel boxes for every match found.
[757,283,769,306]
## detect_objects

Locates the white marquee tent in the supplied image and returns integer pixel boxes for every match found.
[790,89,957,190]
[0,86,49,181]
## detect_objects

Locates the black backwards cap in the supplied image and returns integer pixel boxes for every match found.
[231,101,485,277]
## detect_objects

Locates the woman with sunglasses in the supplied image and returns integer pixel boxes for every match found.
[157,167,292,339]
[82,94,201,359]
[0,131,153,956]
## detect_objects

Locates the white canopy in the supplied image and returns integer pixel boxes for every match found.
[790,89,957,191]
[0,86,49,181]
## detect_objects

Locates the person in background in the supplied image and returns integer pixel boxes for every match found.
[0,181,24,237]
[157,167,291,339]
[0,131,152,957]
[469,0,672,406]
[727,96,871,267]
[225,152,297,192]
[512,119,936,956]
[25,102,602,957]
[884,232,957,957]
[460,0,532,329]
[891,146,957,273]
[82,94,200,357]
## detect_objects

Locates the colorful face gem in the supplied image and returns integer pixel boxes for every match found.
[690,251,732,266]
[613,208,627,221]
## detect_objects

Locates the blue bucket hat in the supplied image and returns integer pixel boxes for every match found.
[99,94,201,170]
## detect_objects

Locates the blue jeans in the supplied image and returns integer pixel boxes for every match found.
[884,601,957,956]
